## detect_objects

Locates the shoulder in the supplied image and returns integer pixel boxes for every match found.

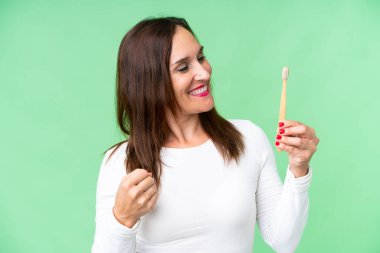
[96,141,128,198]
[228,119,267,140]
[228,119,273,156]
[103,141,128,167]
[98,141,128,180]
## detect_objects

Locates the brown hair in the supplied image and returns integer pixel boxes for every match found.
[108,17,244,188]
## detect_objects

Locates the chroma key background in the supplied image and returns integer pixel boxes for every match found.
[1,0,379,252]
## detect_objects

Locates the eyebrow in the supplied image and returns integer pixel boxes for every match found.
[171,46,204,66]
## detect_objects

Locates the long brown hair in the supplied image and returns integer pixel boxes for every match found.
[108,17,244,188]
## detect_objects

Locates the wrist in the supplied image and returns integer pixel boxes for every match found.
[122,218,138,229]
[289,164,309,178]
[112,206,138,228]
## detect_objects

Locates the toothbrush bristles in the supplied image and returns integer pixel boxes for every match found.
[282,67,289,80]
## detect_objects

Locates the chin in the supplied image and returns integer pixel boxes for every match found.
[205,98,215,111]
[199,102,215,113]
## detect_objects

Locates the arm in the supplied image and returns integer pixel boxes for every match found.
[91,148,141,253]
[254,125,313,253]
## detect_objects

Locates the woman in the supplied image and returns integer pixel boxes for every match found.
[92,17,319,253]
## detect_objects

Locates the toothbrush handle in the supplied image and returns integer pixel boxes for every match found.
[279,79,287,122]
[277,79,286,152]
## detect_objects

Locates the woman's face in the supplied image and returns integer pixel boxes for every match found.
[169,26,214,115]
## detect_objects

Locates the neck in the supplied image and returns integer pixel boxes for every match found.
[165,110,209,148]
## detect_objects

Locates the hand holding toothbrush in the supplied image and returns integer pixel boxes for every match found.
[275,67,319,177]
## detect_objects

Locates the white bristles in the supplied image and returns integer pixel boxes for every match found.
[282,67,289,80]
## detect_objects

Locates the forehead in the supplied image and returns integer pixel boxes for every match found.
[171,26,200,59]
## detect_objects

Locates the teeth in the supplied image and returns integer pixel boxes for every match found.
[189,85,207,95]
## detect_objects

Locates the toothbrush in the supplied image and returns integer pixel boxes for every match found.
[277,66,289,151]
[279,66,289,122]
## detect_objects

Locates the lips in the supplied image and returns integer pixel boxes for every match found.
[188,84,209,97]
[188,84,206,93]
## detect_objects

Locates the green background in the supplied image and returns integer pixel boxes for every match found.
[1,0,379,252]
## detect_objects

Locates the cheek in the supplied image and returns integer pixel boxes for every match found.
[171,77,190,100]
[205,61,212,75]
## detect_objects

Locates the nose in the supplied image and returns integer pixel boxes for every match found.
[194,62,211,82]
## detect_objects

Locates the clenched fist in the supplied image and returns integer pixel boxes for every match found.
[112,169,158,228]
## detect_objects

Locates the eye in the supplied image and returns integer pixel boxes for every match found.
[198,55,206,62]
[177,64,189,72]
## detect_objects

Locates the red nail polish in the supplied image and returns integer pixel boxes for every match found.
[279,122,284,127]
[275,141,280,146]
[276,135,282,140]
[279,129,285,134]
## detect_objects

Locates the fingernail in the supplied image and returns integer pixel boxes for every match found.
[278,122,284,127]
[279,129,285,134]
[276,135,282,140]
[275,141,280,146]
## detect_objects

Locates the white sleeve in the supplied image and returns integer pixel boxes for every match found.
[91,147,141,253]
[254,126,312,253]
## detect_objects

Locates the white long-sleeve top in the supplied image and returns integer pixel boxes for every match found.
[92,120,312,253]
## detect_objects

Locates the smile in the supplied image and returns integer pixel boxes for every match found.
[188,85,209,97]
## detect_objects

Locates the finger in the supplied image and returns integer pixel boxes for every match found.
[127,169,152,185]
[136,176,155,192]
[137,187,158,209]
[278,124,312,138]
[145,191,159,211]
[277,120,300,136]
[276,141,306,155]
[278,120,301,128]
[276,135,311,150]
[276,141,296,154]
[276,140,316,158]
[143,184,158,201]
